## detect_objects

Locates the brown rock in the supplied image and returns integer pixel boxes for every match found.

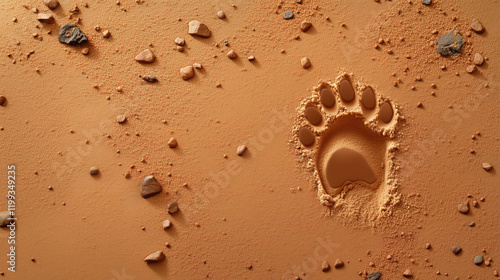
[237,145,247,156]
[473,53,484,66]
[403,269,413,278]
[321,261,330,272]
[227,50,237,59]
[176,46,184,52]
[89,166,99,175]
[180,66,194,80]
[144,251,165,263]
[0,96,6,106]
[193,63,202,69]
[482,162,493,171]
[248,55,255,61]
[167,202,179,214]
[135,49,156,63]
[217,10,226,19]
[141,175,162,198]
[167,137,177,148]
[102,30,111,38]
[162,219,172,230]
[458,202,469,214]
[81,48,89,55]
[334,259,344,269]
[44,0,59,10]
[188,20,211,38]
[466,65,476,74]
[470,19,484,33]
[116,115,127,124]
[0,211,12,227]
[174,37,185,46]
[301,57,311,69]
[37,13,54,24]
[300,20,312,32]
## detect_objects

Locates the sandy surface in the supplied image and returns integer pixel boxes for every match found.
[0,0,499,279]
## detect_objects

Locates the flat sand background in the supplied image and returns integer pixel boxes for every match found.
[0,0,499,279]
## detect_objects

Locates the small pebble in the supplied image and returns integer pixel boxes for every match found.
[458,202,469,214]
[284,11,294,20]
[300,21,312,32]
[217,10,226,19]
[89,166,99,175]
[141,176,162,198]
[44,0,60,10]
[116,115,127,124]
[144,251,165,263]
[470,19,484,33]
[135,49,156,63]
[321,261,330,272]
[142,75,158,83]
[301,57,311,69]
[421,0,431,4]
[188,20,211,38]
[180,66,194,80]
[59,24,88,45]
[237,145,247,156]
[482,162,493,171]
[474,53,484,66]
[452,246,462,255]
[0,212,12,227]
[367,272,382,280]
[334,259,344,269]
[425,243,431,249]
[167,202,179,214]
[248,55,255,61]
[493,270,498,277]
[167,137,177,148]
[162,219,172,230]
[193,63,202,69]
[403,269,413,278]
[436,30,463,56]
[227,50,237,59]
[466,65,477,74]
[174,37,185,46]
[469,221,475,227]
[37,13,54,24]
[474,256,484,265]
[102,30,111,38]
[0,96,6,106]
[176,46,184,52]
[81,48,89,55]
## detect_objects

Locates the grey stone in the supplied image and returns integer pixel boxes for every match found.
[0,211,11,227]
[58,24,88,45]
[284,11,294,20]
[167,202,179,214]
[422,0,431,5]
[436,30,463,56]
[474,256,484,265]
[141,175,162,198]
[452,246,462,255]
[368,272,382,280]
[469,221,475,227]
